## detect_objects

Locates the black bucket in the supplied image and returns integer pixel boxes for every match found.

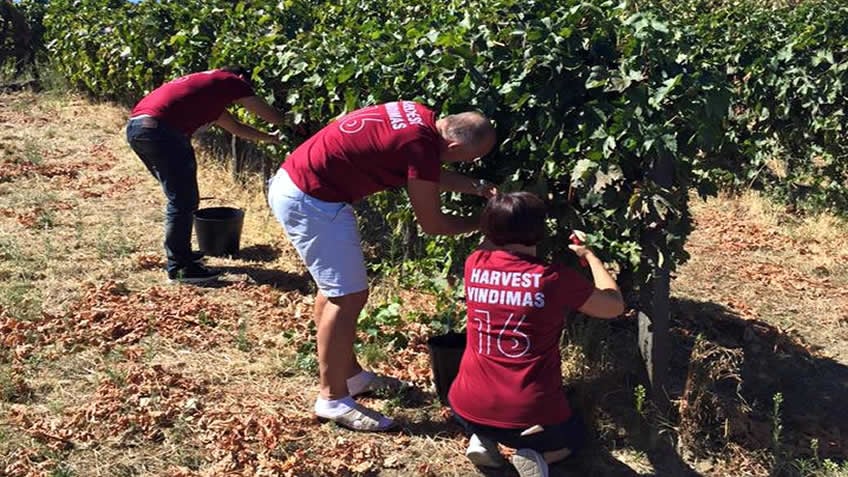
[426,331,467,406]
[193,207,245,257]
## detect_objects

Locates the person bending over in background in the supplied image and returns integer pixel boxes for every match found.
[268,101,497,432]
[448,191,625,477]
[126,67,286,284]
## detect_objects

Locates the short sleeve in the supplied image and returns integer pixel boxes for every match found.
[404,133,441,183]
[552,264,595,310]
[221,75,255,101]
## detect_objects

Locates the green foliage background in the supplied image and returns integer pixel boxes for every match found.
[1,0,47,72]
[20,0,848,295]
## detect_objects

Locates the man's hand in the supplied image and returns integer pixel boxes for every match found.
[439,169,497,198]
[268,129,286,145]
[472,178,498,199]
[266,133,282,145]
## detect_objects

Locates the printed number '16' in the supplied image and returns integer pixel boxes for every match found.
[473,310,531,358]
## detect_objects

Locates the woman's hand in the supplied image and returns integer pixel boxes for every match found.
[570,230,624,318]
[567,242,594,258]
[568,230,591,266]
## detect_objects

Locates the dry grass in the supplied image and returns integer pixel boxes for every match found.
[675,191,848,361]
[2,90,847,477]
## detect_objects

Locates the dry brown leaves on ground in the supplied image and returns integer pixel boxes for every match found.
[0,162,81,182]
[1,281,243,362]
[678,197,848,349]
[7,363,206,447]
[77,175,143,199]
[0,202,74,228]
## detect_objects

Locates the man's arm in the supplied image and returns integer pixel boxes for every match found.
[214,110,280,144]
[439,169,497,198]
[234,96,286,126]
[407,178,479,235]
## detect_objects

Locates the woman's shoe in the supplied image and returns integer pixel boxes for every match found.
[511,448,549,477]
[465,433,506,468]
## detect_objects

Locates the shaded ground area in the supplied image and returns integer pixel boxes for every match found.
[674,299,847,468]
[1,91,847,476]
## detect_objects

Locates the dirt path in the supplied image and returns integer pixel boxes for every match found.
[1,91,846,476]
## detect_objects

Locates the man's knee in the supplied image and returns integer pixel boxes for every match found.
[327,289,369,309]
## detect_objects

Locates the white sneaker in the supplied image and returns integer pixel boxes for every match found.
[465,434,505,468]
[316,402,396,432]
[511,448,549,477]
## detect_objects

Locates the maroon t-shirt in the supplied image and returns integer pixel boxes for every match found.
[131,70,254,136]
[449,249,594,428]
[282,101,442,203]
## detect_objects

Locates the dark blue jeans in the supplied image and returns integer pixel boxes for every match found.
[126,117,198,274]
[452,409,586,454]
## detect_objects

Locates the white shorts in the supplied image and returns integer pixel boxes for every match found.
[268,169,367,297]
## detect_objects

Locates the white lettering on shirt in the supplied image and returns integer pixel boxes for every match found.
[534,292,545,307]
[464,287,546,309]
[402,101,424,125]
[385,102,407,130]
[466,268,546,308]
[469,268,542,288]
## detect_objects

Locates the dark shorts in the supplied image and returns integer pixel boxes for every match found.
[452,409,586,454]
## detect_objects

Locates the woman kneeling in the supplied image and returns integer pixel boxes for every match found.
[448,192,625,477]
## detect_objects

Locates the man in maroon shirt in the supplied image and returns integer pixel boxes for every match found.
[449,192,625,476]
[127,67,286,283]
[268,101,497,431]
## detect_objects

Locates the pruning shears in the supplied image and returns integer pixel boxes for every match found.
[570,229,589,268]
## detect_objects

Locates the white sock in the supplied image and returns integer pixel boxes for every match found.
[314,395,356,419]
[346,370,375,396]
[469,433,498,452]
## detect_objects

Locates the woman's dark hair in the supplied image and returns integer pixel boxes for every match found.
[480,192,547,246]
[219,66,251,84]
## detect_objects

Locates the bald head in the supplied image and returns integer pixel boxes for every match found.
[437,111,496,163]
